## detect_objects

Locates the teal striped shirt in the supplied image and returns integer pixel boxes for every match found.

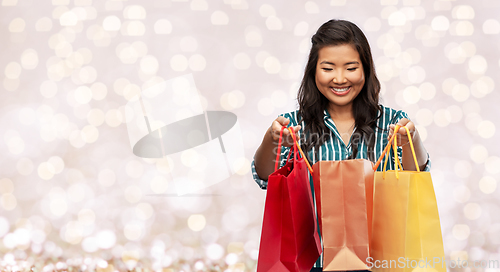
[252,105,431,268]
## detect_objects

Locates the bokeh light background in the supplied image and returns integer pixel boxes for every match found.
[1,0,499,271]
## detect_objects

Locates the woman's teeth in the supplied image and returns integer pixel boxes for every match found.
[332,87,349,92]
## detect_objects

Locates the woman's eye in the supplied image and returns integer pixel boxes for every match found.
[322,68,332,71]
[347,67,358,71]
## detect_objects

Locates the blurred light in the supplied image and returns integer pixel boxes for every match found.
[433,109,451,127]
[191,0,208,10]
[140,55,159,75]
[304,1,319,13]
[0,216,10,237]
[2,0,17,6]
[451,84,470,102]
[21,49,39,70]
[383,41,401,57]
[67,183,87,202]
[477,120,495,139]
[9,17,25,32]
[105,109,123,127]
[188,54,206,71]
[294,21,309,36]
[471,76,494,98]
[263,56,281,74]
[225,253,238,265]
[484,156,500,174]
[453,185,470,203]
[206,244,224,260]
[187,214,206,232]
[136,203,154,220]
[179,36,198,52]
[98,169,116,187]
[465,112,482,131]
[450,21,474,36]
[78,209,95,225]
[431,15,449,31]
[154,19,172,34]
[3,78,20,91]
[125,186,143,203]
[60,11,78,26]
[464,203,482,220]
[419,82,435,100]
[468,55,487,74]
[388,11,406,26]
[150,175,168,193]
[5,62,22,79]
[452,5,475,19]
[81,125,99,143]
[266,16,282,30]
[245,26,262,47]
[156,158,174,174]
[74,86,92,104]
[50,198,67,217]
[82,236,98,252]
[102,16,121,31]
[123,5,146,19]
[96,230,116,249]
[124,221,144,241]
[233,53,251,70]
[479,176,497,194]
[259,4,275,17]
[452,224,470,240]
[91,82,107,100]
[415,108,433,127]
[483,19,500,34]
[211,11,229,25]
[47,156,65,174]
[470,144,488,164]
[170,54,189,71]
[122,21,146,36]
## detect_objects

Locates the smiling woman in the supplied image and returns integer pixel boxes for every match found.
[252,19,431,271]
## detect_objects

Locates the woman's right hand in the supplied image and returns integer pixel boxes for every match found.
[269,116,302,147]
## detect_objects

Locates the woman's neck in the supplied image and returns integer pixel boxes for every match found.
[328,104,354,122]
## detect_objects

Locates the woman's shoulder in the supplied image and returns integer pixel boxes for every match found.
[378,105,409,123]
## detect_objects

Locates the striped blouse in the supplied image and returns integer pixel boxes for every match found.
[251,105,431,268]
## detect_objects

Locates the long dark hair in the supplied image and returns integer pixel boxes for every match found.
[297,19,381,161]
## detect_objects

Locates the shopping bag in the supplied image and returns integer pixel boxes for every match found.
[312,158,375,271]
[370,125,445,272]
[257,126,322,272]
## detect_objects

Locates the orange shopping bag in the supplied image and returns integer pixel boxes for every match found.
[257,127,322,272]
[312,158,374,271]
[370,125,445,272]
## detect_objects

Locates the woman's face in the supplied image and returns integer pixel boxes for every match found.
[315,44,365,112]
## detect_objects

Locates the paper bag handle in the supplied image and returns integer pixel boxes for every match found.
[372,125,420,177]
[288,127,314,174]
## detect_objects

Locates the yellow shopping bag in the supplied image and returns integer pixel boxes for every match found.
[370,125,446,272]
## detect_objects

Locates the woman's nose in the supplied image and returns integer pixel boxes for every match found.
[332,71,347,84]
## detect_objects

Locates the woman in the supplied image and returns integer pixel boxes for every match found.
[252,19,430,271]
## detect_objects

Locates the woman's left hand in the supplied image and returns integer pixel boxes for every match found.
[388,118,417,146]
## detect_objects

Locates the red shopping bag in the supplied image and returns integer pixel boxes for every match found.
[257,127,322,272]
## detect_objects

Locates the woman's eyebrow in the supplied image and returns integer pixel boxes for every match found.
[319,61,360,65]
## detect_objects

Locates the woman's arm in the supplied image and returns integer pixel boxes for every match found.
[388,118,428,171]
[254,116,301,180]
